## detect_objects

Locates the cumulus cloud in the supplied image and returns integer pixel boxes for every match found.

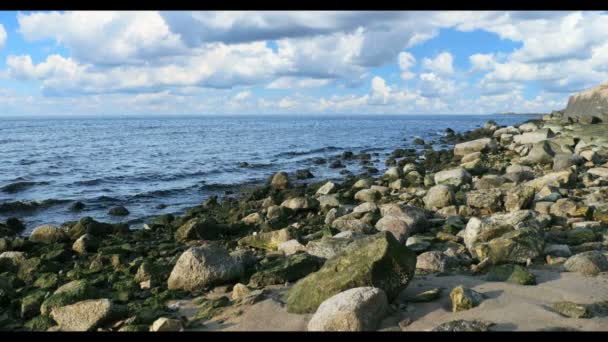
[469,53,495,72]
[422,52,454,76]
[266,76,330,89]
[368,76,391,105]
[398,52,416,80]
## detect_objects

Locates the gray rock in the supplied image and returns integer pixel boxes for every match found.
[150,317,184,332]
[504,185,535,212]
[30,225,66,244]
[466,189,502,211]
[525,141,555,164]
[167,245,244,291]
[563,251,608,276]
[513,129,555,145]
[454,138,497,156]
[280,196,319,211]
[307,287,389,331]
[416,251,449,272]
[423,185,455,210]
[563,83,608,123]
[432,320,493,332]
[354,189,381,203]
[434,168,472,187]
[316,181,337,196]
[50,299,114,332]
[270,172,289,190]
[375,204,428,242]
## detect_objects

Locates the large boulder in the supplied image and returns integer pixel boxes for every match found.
[434,168,472,187]
[465,189,502,212]
[463,210,547,263]
[525,170,575,191]
[286,231,417,314]
[50,299,115,332]
[513,129,555,145]
[375,204,428,242]
[167,245,244,291]
[423,185,455,210]
[270,172,289,190]
[307,287,389,331]
[524,141,555,164]
[454,138,497,156]
[563,83,608,123]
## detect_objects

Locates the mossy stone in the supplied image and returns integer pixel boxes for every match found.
[485,264,536,285]
[39,279,96,316]
[192,296,231,321]
[285,231,417,314]
[248,253,324,288]
[553,301,591,318]
[21,290,47,319]
[24,315,55,331]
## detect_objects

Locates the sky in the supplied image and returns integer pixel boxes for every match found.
[0,11,607,117]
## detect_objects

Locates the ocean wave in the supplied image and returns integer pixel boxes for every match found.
[0,199,70,213]
[273,146,342,158]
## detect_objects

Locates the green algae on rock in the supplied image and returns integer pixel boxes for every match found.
[485,264,536,285]
[285,231,417,314]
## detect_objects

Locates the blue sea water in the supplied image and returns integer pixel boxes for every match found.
[0,114,540,232]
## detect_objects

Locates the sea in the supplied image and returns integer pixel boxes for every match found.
[0,114,540,233]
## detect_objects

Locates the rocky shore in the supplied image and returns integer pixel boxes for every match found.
[2,87,608,332]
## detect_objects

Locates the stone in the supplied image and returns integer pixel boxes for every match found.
[248,253,323,288]
[174,218,222,243]
[525,141,555,164]
[553,301,591,319]
[167,245,244,291]
[588,167,608,179]
[270,172,289,190]
[383,167,403,181]
[29,225,66,244]
[241,212,263,225]
[307,287,389,331]
[525,171,574,191]
[432,320,493,332]
[566,228,596,246]
[434,168,472,187]
[543,244,572,258]
[504,185,535,212]
[553,153,583,171]
[352,202,378,214]
[331,216,375,234]
[461,152,482,163]
[474,175,506,190]
[404,288,442,303]
[563,251,608,276]
[237,227,294,251]
[72,234,99,255]
[466,189,502,212]
[318,195,341,209]
[286,231,417,314]
[316,181,337,196]
[108,206,129,216]
[278,239,306,256]
[423,185,455,210]
[50,299,114,331]
[405,236,431,253]
[40,280,96,316]
[150,317,184,332]
[306,236,360,260]
[416,251,449,272]
[513,128,555,145]
[353,179,371,189]
[485,264,536,285]
[450,286,483,312]
[454,138,497,156]
[563,83,608,123]
[280,196,319,211]
[354,189,381,203]
[231,283,251,300]
[375,204,428,243]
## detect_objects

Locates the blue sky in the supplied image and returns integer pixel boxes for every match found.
[0,11,606,116]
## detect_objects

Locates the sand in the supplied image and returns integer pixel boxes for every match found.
[173,267,608,331]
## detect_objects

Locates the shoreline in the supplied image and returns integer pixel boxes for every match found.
[2,110,608,331]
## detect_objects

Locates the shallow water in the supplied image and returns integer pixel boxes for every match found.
[0,114,539,232]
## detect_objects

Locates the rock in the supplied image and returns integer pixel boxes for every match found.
[167,245,244,291]
[454,138,497,156]
[329,160,344,168]
[383,167,402,181]
[553,153,583,171]
[353,179,371,189]
[241,212,263,226]
[588,167,608,179]
[50,299,114,331]
[150,317,184,332]
[278,239,306,256]
[485,264,536,285]
[405,235,431,252]
[331,217,375,234]
[307,287,389,331]
[513,129,555,145]
[553,301,592,319]
[543,244,572,258]
[463,210,546,263]
[423,185,455,210]
[69,201,85,211]
[563,251,608,276]
[280,196,319,211]
[270,172,289,190]
[525,170,574,191]
[434,168,471,187]
[72,234,99,255]
[504,185,535,212]
[29,225,66,244]
[108,206,129,216]
[175,218,222,243]
[563,83,608,123]
[403,288,442,303]
[474,175,506,190]
[416,251,449,272]
[40,280,96,316]
[286,231,417,314]
[375,204,428,243]
[353,202,378,214]
[566,228,596,245]
[388,179,405,190]
[550,199,590,218]
[248,253,324,288]
[316,181,337,196]
[354,189,381,203]
[231,283,251,300]
[465,189,502,212]
[67,217,127,239]
[238,228,294,251]
[432,320,493,332]
[450,286,483,312]
[306,236,359,260]
[296,169,314,179]
[318,194,340,210]
[524,141,555,164]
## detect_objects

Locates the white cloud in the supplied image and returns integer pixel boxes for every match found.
[233,90,251,101]
[278,97,295,108]
[422,51,454,76]
[368,76,391,105]
[418,72,459,98]
[398,52,416,80]
[469,53,495,72]
[266,76,330,89]
[0,24,6,51]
